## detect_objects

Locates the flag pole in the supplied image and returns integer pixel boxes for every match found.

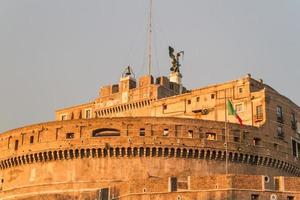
[225,89,228,175]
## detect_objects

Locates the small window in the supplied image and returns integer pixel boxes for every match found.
[255,105,263,121]
[206,132,216,141]
[188,130,193,138]
[238,87,243,93]
[276,106,283,122]
[274,143,279,150]
[139,128,145,136]
[61,114,67,121]
[99,188,109,200]
[251,194,259,200]
[163,104,167,110]
[287,196,295,200]
[211,94,215,99]
[85,109,91,119]
[30,136,34,144]
[277,126,284,139]
[14,140,19,151]
[169,177,177,192]
[292,140,297,157]
[196,97,200,102]
[234,136,240,143]
[187,99,191,105]
[253,138,261,146]
[66,133,75,139]
[163,129,169,136]
[274,178,280,190]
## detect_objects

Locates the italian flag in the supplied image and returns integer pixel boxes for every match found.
[227,100,243,125]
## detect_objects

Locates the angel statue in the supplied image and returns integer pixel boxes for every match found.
[169,46,184,73]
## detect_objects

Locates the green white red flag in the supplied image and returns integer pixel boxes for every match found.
[227,100,243,125]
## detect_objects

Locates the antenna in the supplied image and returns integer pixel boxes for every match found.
[147,0,153,75]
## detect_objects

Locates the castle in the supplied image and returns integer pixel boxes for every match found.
[0,57,300,199]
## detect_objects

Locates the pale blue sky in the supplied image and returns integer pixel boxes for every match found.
[0,0,299,133]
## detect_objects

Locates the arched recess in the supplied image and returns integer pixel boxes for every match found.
[92,128,120,137]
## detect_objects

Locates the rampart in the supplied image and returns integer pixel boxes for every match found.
[0,117,300,199]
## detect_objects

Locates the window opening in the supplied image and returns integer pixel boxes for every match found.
[66,133,75,139]
[85,109,91,119]
[206,132,216,141]
[163,129,169,136]
[276,106,283,123]
[61,114,67,121]
[253,138,261,146]
[188,130,193,138]
[139,128,145,136]
[14,140,19,151]
[30,136,34,144]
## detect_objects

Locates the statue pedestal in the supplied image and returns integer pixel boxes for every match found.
[169,72,182,84]
[169,72,183,94]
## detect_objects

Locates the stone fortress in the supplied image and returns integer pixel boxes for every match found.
[0,51,300,199]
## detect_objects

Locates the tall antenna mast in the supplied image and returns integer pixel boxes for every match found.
[147,0,153,75]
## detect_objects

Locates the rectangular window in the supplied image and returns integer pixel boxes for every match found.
[14,140,19,151]
[274,178,280,191]
[139,128,145,136]
[292,140,297,157]
[169,177,177,192]
[206,132,216,141]
[238,86,243,93]
[188,130,193,138]
[276,106,283,123]
[85,109,91,119]
[234,136,240,143]
[251,194,259,200]
[187,99,191,105]
[291,139,300,158]
[253,138,261,146]
[163,129,169,136]
[30,136,34,144]
[66,133,75,139]
[277,126,284,139]
[211,94,215,99]
[196,97,200,102]
[61,114,67,121]
[99,188,109,200]
[163,104,167,110]
[255,105,263,121]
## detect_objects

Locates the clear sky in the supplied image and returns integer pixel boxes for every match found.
[0,0,299,133]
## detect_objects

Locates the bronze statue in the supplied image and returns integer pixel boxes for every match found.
[122,66,135,78]
[169,46,184,73]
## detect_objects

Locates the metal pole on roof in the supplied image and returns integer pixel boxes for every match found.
[147,0,153,76]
